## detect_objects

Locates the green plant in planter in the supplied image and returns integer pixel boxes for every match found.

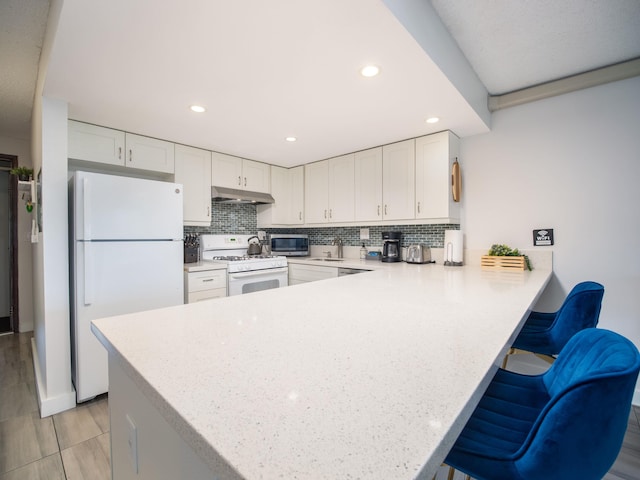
[9,166,33,181]
[488,244,532,271]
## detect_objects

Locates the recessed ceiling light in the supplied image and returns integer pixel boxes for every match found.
[360,65,380,77]
[190,105,206,113]
[426,117,440,124]
[285,136,297,142]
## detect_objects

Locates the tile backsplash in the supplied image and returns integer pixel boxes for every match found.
[184,203,459,247]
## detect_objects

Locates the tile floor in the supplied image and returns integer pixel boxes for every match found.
[1,332,639,479]
[0,332,109,480]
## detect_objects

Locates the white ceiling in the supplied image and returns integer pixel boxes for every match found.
[1,0,639,167]
[430,0,640,95]
[0,0,50,139]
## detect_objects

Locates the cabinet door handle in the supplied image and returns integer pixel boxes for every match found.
[299,211,302,220]
[384,204,388,215]
[118,147,122,160]
[207,206,210,217]
[238,175,242,186]
[417,201,421,214]
[324,209,327,219]
[202,278,214,282]
[129,149,133,162]
[377,205,380,216]
[244,177,247,187]
[329,209,332,219]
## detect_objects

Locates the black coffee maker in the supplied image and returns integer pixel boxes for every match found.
[381,231,402,262]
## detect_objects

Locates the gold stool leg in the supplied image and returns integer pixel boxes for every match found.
[501,347,514,369]
[447,466,455,480]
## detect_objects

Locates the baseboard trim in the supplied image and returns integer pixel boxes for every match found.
[31,337,76,417]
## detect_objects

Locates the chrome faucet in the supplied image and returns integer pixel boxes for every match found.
[332,236,343,259]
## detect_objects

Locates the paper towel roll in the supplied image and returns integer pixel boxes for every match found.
[443,230,463,266]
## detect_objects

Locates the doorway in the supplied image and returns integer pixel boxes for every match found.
[0,154,18,334]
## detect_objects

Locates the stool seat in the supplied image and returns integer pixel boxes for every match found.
[509,281,604,359]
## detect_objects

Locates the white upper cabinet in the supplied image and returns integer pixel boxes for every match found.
[211,152,243,189]
[125,133,175,174]
[242,159,270,193]
[382,139,415,221]
[289,166,304,224]
[257,165,304,226]
[211,152,270,193]
[174,144,212,226]
[415,131,460,222]
[304,160,329,223]
[68,121,175,173]
[354,147,383,222]
[328,154,355,223]
[305,155,355,224]
[68,121,125,166]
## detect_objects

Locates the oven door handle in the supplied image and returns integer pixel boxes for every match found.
[228,267,288,279]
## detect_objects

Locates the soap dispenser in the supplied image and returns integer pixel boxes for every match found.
[360,243,367,259]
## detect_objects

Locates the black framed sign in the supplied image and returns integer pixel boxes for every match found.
[533,229,554,246]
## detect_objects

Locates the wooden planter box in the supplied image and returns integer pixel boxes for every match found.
[481,255,526,271]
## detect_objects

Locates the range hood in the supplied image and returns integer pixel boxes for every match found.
[211,186,275,204]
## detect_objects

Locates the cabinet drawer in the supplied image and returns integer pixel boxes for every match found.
[187,288,227,303]
[186,270,227,292]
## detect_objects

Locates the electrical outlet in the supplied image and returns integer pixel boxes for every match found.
[126,414,139,474]
[360,228,370,240]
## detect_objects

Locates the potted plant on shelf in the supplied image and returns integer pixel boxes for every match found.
[481,244,532,271]
[10,166,33,181]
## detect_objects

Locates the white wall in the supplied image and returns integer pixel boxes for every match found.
[0,135,35,332]
[31,95,76,416]
[461,76,640,399]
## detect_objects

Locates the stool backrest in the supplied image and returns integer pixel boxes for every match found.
[516,328,640,479]
[547,281,604,351]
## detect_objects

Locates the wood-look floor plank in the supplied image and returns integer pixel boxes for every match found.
[0,412,59,474]
[0,453,65,480]
[0,382,39,422]
[60,433,111,480]
[52,403,103,450]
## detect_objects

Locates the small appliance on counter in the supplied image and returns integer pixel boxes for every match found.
[381,231,402,263]
[406,245,433,264]
[444,230,464,266]
[184,234,199,263]
[269,233,309,256]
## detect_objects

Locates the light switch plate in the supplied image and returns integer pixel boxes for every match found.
[360,228,370,240]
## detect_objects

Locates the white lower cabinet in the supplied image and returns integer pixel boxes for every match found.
[184,269,227,303]
[288,263,338,285]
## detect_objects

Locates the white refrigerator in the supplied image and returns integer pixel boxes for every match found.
[69,171,184,402]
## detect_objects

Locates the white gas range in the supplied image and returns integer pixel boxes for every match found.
[200,234,288,296]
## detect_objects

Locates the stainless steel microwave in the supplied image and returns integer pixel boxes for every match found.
[269,234,309,256]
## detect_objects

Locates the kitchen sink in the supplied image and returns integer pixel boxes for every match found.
[310,258,344,262]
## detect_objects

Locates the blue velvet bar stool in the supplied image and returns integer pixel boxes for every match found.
[445,328,640,480]
[503,281,604,368]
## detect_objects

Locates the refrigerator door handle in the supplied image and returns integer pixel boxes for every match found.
[84,242,93,305]
[83,177,91,240]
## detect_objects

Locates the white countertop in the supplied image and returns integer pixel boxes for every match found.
[183,260,228,272]
[93,261,551,479]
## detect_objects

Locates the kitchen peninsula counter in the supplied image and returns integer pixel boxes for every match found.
[93,261,552,480]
